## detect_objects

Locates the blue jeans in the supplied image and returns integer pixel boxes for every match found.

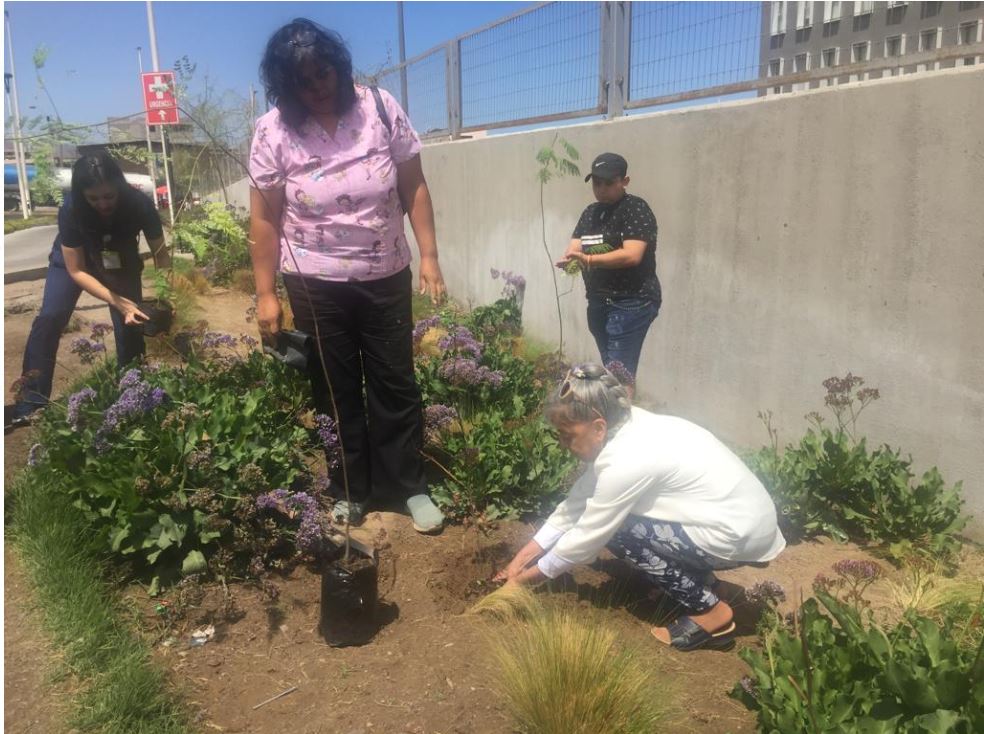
[14,244,144,418]
[586,295,659,377]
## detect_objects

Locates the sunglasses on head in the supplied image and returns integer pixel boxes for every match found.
[558,366,606,421]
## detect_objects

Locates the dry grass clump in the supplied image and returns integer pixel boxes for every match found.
[470,586,665,733]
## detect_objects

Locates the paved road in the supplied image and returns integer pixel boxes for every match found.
[4,225,155,278]
[4,225,58,274]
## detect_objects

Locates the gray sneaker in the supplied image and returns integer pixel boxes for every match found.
[330,500,366,526]
[406,494,444,534]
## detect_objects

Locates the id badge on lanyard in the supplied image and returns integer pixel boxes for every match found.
[100,234,122,270]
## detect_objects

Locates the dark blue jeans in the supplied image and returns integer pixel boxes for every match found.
[14,244,144,418]
[586,295,659,377]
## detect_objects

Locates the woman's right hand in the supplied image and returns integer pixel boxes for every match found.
[115,297,150,326]
[256,292,283,348]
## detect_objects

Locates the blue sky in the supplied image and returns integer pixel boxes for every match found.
[4,1,530,138]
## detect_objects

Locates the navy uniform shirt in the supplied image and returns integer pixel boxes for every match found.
[58,189,163,285]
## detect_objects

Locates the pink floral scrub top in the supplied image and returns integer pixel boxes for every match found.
[249,85,422,282]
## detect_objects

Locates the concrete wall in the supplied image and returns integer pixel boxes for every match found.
[413,67,984,537]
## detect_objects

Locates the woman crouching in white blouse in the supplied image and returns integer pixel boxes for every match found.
[495,363,786,652]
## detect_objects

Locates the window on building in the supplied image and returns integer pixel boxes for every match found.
[886,1,907,8]
[855,1,874,15]
[885,35,903,57]
[792,52,811,90]
[771,1,788,36]
[920,28,939,52]
[851,40,870,80]
[820,47,839,85]
[823,1,843,22]
[796,1,814,28]
[958,20,982,65]
[768,58,783,94]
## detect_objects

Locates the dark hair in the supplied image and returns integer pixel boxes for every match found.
[259,18,357,129]
[70,153,131,228]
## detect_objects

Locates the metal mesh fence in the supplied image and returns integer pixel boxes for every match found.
[459,2,602,130]
[628,1,762,105]
[406,47,449,136]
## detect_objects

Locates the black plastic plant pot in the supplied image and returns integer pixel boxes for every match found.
[319,544,379,648]
[139,299,174,337]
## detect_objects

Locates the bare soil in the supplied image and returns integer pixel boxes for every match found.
[4,278,891,734]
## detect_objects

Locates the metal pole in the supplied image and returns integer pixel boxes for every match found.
[145,0,175,226]
[5,10,32,218]
[137,47,159,209]
[397,1,409,112]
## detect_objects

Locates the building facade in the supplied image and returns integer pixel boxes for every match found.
[760,1,984,95]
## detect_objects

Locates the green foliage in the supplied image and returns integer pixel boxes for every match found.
[415,285,577,522]
[535,135,581,184]
[3,213,58,234]
[171,202,250,283]
[747,376,967,562]
[430,411,575,522]
[10,471,192,732]
[108,144,153,167]
[31,343,317,590]
[732,590,984,733]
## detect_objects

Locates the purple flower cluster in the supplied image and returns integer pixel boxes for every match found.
[187,446,213,471]
[89,322,113,340]
[94,370,168,453]
[424,404,458,435]
[412,315,441,346]
[605,360,635,388]
[201,332,238,350]
[745,580,787,607]
[27,443,44,467]
[832,558,882,582]
[255,488,325,555]
[491,268,526,301]
[438,357,505,389]
[70,337,107,365]
[66,386,98,432]
[239,334,259,350]
[314,413,342,470]
[438,325,483,359]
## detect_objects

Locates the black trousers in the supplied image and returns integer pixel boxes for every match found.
[283,268,426,504]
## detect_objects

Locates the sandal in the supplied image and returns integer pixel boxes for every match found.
[654,617,736,652]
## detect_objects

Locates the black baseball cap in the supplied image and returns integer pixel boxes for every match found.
[584,152,628,182]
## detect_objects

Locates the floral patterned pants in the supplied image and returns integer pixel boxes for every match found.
[606,517,738,613]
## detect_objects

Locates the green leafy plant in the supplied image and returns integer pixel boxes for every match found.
[536,134,580,357]
[171,202,250,284]
[733,585,984,733]
[747,374,966,562]
[29,335,320,592]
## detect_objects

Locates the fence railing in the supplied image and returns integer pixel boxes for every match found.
[372,1,984,140]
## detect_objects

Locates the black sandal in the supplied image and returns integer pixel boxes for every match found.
[656,617,736,652]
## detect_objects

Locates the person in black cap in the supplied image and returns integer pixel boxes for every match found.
[555,152,660,384]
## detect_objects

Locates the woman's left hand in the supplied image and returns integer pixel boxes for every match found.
[419,255,447,305]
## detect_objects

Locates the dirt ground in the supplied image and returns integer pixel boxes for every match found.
[3,277,900,734]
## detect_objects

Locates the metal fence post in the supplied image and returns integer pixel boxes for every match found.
[603,1,630,119]
[446,40,462,138]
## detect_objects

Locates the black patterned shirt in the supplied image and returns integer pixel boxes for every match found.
[572,193,660,302]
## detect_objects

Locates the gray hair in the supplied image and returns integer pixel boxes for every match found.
[544,362,632,428]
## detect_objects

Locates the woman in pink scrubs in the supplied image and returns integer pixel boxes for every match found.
[249,18,446,533]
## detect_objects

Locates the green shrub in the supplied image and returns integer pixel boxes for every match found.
[30,338,318,591]
[747,376,966,562]
[171,202,249,284]
[732,589,984,733]
[414,279,577,522]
